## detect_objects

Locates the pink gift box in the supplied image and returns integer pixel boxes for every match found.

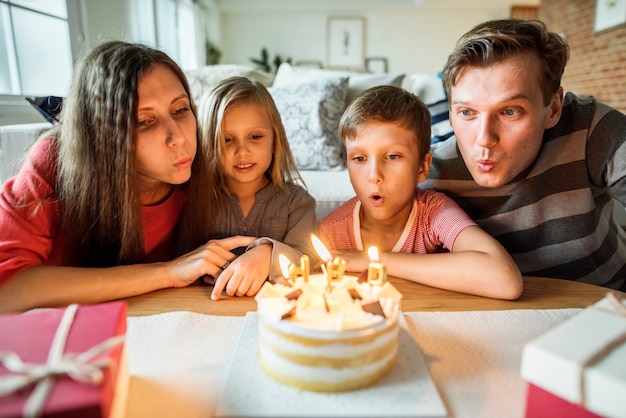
[521,294,626,418]
[0,302,128,418]
[524,383,602,418]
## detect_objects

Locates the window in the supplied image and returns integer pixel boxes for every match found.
[130,0,208,71]
[0,0,210,125]
[0,0,73,96]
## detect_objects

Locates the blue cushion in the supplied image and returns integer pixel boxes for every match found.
[25,96,63,124]
[428,98,453,144]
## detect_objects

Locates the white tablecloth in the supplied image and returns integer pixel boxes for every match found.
[124,308,581,418]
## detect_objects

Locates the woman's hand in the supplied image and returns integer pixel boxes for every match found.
[210,244,271,300]
[167,235,256,288]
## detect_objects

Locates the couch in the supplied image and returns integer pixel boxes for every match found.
[187,63,453,219]
[0,63,453,221]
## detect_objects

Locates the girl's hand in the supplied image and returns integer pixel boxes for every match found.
[167,236,256,287]
[211,244,271,300]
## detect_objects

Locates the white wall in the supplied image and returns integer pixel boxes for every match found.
[2,0,539,126]
[218,1,537,74]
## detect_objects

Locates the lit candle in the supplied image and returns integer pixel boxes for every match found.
[367,246,386,286]
[279,253,309,283]
[300,254,310,282]
[311,234,346,288]
[327,257,346,285]
[311,234,332,263]
[278,254,294,286]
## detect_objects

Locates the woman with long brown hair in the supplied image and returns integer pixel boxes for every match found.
[0,41,252,312]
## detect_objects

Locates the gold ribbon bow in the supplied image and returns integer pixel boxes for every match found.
[0,304,125,417]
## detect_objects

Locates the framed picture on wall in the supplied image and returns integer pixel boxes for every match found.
[327,17,364,69]
[594,0,626,32]
[365,57,388,74]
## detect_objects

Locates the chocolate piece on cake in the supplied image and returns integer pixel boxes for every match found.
[362,300,386,317]
[284,288,303,300]
[272,276,293,287]
[348,288,362,300]
[357,270,368,283]
[280,305,296,319]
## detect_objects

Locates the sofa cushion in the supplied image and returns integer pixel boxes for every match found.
[428,98,454,144]
[0,122,52,184]
[185,64,275,103]
[407,72,453,144]
[269,75,348,171]
[274,63,404,103]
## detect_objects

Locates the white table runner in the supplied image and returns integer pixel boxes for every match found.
[125,308,581,418]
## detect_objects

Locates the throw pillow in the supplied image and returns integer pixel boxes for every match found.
[428,98,454,144]
[269,75,348,170]
[274,63,404,104]
[25,96,63,124]
[407,72,453,144]
[343,72,405,103]
[185,64,275,103]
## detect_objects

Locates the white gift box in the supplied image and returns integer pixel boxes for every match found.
[520,293,626,417]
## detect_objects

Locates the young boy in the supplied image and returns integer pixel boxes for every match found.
[318,85,523,300]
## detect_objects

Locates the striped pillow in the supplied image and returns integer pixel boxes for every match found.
[428,98,453,144]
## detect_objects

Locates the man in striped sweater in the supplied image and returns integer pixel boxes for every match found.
[421,19,626,290]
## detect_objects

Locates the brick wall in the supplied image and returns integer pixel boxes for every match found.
[540,0,626,113]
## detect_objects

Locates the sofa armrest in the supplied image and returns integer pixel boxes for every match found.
[0,122,52,184]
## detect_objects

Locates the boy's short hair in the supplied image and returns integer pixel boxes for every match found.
[339,85,432,160]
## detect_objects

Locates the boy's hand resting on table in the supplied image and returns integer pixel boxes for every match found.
[313,249,369,275]
[210,243,271,300]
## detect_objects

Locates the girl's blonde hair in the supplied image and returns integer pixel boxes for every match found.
[197,76,304,217]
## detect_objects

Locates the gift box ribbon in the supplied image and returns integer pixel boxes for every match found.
[579,292,626,407]
[0,304,125,417]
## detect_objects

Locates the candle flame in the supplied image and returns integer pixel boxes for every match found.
[311,234,332,263]
[278,254,291,279]
[367,246,379,262]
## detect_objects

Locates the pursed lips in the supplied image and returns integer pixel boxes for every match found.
[476,159,496,172]
[175,156,192,168]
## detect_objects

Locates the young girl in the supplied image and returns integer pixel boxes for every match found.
[197,76,318,301]
[0,41,252,313]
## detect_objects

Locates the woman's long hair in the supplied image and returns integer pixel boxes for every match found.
[57,41,212,266]
[196,76,304,219]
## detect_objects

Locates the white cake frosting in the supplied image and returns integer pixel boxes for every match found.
[255,273,402,392]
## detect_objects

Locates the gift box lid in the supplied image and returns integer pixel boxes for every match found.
[521,294,626,417]
[0,301,127,418]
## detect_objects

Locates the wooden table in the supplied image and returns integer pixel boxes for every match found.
[125,275,623,316]
[121,276,625,418]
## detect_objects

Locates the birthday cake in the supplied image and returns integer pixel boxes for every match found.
[255,271,402,392]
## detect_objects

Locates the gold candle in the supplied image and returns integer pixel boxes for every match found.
[280,253,310,283]
[327,257,346,284]
[300,254,310,282]
[311,234,346,290]
[367,246,386,286]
